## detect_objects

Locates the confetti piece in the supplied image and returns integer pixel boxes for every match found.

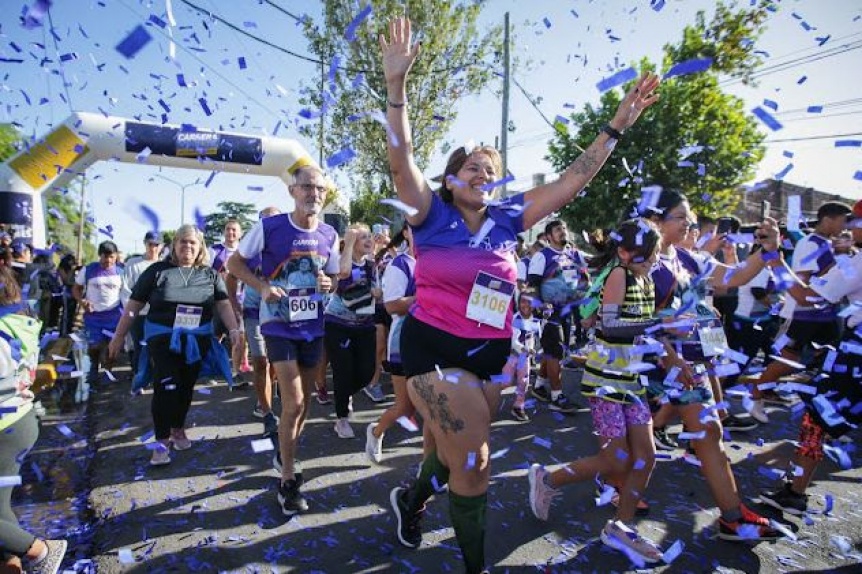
[138,430,154,443]
[380,198,418,217]
[196,387,211,395]
[0,476,22,487]
[118,548,135,564]
[104,370,116,382]
[396,416,419,432]
[238,57,247,70]
[752,106,783,131]
[664,57,713,79]
[326,147,357,168]
[662,539,684,563]
[464,451,477,469]
[199,98,212,116]
[57,424,75,438]
[116,25,153,59]
[251,438,274,453]
[533,436,552,449]
[835,140,862,147]
[824,493,834,514]
[596,67,637,93]
[762,98,779,111]
[651,0,666,12]
[345,5,373,41]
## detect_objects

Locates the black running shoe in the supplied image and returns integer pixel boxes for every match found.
[653,427,678,450]
[277,479,308,516]
[390,486,424,549]
[530,385,551,402]
[759,483,808,516]
[721,413,759,432]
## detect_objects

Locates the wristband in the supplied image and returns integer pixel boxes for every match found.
[602,124,624,140]
[388,101,407,108]
[760,250,779,262]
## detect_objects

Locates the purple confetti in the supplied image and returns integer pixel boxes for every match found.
[596,67,638,93]
[664,57,713,79]
[238,57,247,70]
[651,0,666,12]
[199,98,212,116]
[752,106,783,131]
[116,25,153,59]
[807,105,822,113]
[344,5,373,41]
[326,147,356,168]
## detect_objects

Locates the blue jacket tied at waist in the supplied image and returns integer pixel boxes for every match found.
[132,320,233,392]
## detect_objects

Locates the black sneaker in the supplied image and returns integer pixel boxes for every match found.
[530,385,551,402]
[721,413,759,432]
[277,479,308,516]
[759,483,808,516]
[510,405,529,422]
[653,427,678,450]
[390,486,424,549]
[549,392,578,414]
[263,412,279,437]
[28,539,67,574]
[272,451,303,483]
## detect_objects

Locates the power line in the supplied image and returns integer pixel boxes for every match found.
[46,7,74,113]
[720,40,862,86]
[764,131,862,144]
[115,0,283,123]
[178,0,487,76]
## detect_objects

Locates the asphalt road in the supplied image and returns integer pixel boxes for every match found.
[17,364,862,573]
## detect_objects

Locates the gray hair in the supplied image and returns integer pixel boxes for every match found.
[170,224,210,267]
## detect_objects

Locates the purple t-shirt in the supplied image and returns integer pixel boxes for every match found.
[410,192,524,339]
[237,214,339,340]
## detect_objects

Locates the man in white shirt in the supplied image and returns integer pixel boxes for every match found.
[749,202,851,415]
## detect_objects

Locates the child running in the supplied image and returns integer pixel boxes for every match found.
[502,291,542,422]
[528,219,665,563]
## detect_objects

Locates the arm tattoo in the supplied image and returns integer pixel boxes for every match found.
[411,373,465,435]
[567,144,604,178]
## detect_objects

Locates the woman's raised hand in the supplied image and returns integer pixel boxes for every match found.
[610,72,661,131]
[379,16,420,83]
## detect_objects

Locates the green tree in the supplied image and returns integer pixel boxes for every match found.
[203,201,257,245]
[0,124,21,162]
[44,179,97,262]
[299,0,502,217]
[546,2,769,232]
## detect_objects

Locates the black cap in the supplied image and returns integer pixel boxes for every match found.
[98,240,118,255]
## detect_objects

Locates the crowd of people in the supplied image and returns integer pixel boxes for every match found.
[1,15,861,573]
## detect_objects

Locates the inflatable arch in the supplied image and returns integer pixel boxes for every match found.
[0,112,317,247]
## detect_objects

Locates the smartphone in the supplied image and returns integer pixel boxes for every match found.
[717,217,733,235]
[372,224,387,236]
[760,200,771,221]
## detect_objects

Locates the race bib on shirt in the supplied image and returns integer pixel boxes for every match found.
[286,288,320,322]
[173,305,202,330]
[698,325,729,357]
[465,271,515,330]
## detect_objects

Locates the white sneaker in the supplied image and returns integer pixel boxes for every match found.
[334,418,355,439]
[365,423,384,464]
[749,399,769,424]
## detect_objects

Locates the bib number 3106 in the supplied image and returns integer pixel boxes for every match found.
[465,271,515,330]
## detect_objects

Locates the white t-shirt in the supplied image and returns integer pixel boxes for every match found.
[735,267,771,319]
[120,255,159,314]
[810,253,862,328]
[74,264,123,313]
[781,233,835,319]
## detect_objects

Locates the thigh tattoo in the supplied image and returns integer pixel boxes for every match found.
[411,373,465,434]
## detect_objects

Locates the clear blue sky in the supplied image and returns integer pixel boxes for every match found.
[2,0,861,255]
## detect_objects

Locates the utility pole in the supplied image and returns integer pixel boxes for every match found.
[318,47,325,167]
[500,12,510,195]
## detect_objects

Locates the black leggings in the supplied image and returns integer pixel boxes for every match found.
[148,335,210,440]
[324,321,376,418]
[0,408,39,555]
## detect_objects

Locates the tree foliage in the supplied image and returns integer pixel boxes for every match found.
[203,200,257,245]
[0,124,21,162]
[45,182,97,262]
[299,0,502,220]
[546,2,769,232]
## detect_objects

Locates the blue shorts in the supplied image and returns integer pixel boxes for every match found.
[84,313,120,346]
[264,335,323,368]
